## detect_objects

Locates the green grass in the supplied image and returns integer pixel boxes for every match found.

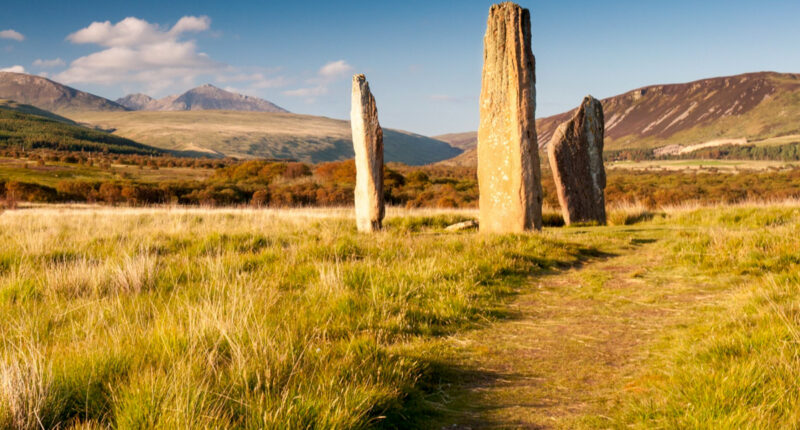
[0,157,214,187]
[0,208,590,429]
[615,206,800,429]
[1,205,799,428]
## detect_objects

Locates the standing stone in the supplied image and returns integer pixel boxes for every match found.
[547,95,607,225]
[478,2,542,233]
[350,74,384,232]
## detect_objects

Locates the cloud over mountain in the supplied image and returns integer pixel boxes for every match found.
[0,65,25,73]
[56,16,221,94]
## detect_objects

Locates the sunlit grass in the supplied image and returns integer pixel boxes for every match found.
[1,204,799,428]
[0,207,586,429]
[616,205,800,428]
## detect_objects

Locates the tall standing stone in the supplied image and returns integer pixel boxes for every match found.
[547,95,607,225]
[478,2,542,233]
[350,74,384,232]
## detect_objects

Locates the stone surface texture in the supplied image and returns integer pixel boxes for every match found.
[477,2,542,233]
[350,74,385,232]
[444,220,479,232]
[547,95,607,225]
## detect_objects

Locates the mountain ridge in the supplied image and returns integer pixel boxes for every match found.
[117,84,288,113]
[436,71,800,164]
[0,72,128,113]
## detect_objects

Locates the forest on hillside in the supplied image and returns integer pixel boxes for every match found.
[0,109,163,155]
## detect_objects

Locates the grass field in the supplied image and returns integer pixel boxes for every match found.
[0,203,798,428]
[608,159,800,171]
[0,157,214,187]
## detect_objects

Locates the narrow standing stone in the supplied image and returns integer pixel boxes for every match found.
[547,95,607,225]
[350,74,384,232]
[478,2,543,233]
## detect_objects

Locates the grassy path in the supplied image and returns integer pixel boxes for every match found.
[426,226,727,428]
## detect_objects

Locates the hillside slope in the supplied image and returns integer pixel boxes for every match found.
[66,110,461,165]
[0,99,78,125]
[440,72,800,158]
[433,132,479,150]
[117,84,288,113]
[0,72,127,112]
[0,105,163,155]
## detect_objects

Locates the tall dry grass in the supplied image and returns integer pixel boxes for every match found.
[0,206,585,428]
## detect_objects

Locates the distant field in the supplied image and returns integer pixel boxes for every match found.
[0,204,799,427]
[608,159,800,171]
[65,110,461,165]
[0,157,214,187]
[750,134,800,146]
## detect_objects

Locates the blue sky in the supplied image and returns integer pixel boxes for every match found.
[2,0,800,135]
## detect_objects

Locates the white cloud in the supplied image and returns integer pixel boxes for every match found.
[284,60,353,100]
[170,16,211,35]
[33,58,65,68]
[0,30,24,42]
[66,16,210,47]
[56,16,220,94]
[0,65,25,73]
[318,60,353,80]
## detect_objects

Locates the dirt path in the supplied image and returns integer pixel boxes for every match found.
[427,229,720,428]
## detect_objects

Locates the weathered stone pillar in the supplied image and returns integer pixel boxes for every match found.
[350,74,384,232]
[478,2,542,233]
[547,95,607,225]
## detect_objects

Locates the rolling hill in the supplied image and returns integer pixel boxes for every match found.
[117,84,288,113]
[66,110,462,165]
[0,99,78,125]
[0,72,127,112]
[438,71,800,165]
[0,102,163,155]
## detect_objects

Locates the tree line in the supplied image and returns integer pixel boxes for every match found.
[606,142,800,162]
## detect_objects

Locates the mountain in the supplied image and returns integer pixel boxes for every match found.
[117,84,289,113]
[433,132,478,150]
[0,72,128,113]
[65,110,461,165]
[438,71,800,162]
[116,93,158,111]
[0,103,163,155]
